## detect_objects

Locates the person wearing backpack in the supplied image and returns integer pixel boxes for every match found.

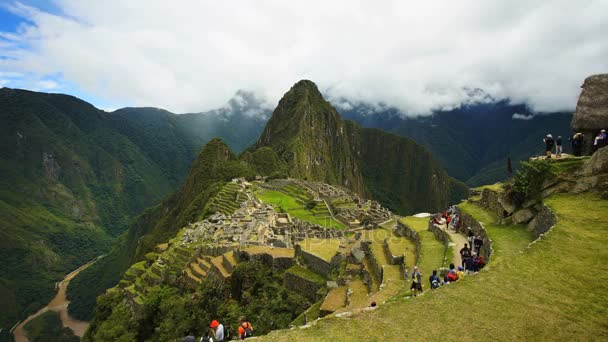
[237,316,254,339]
[544,134,555,159]
[429,270,441,289]
[410,266,423,296]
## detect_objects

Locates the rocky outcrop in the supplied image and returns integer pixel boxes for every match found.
[527,204,557,237]
[571,74,608,155]
[512,208,536,224]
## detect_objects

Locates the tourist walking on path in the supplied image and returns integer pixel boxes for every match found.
[555,136,563,158]
[464,256,476,274]
[544,134,555,159]
[460,244,472,268]
[410,266,423,296]
[474,235,483,256]
[467,230,475,252]
[210,320,225,342]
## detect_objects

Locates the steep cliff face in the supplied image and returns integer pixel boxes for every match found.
[254,80,366,193]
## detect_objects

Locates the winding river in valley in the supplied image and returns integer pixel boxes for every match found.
[12,257,101,341]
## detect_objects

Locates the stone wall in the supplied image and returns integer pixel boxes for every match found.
[383,239,404,266]
[456,208,493,262]
[360,241,383,283]
[296,245,334,277]
[527,204,557,237]
[283,272,323,301]
[428,222,450,246]
[394,221,422,274]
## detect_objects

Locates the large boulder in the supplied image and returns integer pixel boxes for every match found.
[571,74,608,155]
[512,208,536,224]
[584,146,608,175]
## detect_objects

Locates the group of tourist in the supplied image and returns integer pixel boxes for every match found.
[543,134,563,159]
[434,206,460,232]
[182,317,253,342]
[544,130,608,158]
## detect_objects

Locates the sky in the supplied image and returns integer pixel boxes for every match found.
[0,0,607,115]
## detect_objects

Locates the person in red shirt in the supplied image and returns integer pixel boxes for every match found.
[237,316,253,340]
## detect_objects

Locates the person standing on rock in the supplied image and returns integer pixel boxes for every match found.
[544,134,555,159]
[555,136,563,158]
[570,133,584,157]
[210,320,225,342]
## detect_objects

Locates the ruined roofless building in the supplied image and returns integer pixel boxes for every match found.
[572,74,608,155]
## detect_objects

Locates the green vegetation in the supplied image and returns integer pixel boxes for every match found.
[400,217,446,276]
[0,88,266,329]
[257,190,345,229]
[85,262,311,341]
[286,265,326,285]
[264,192,608,341]
[505,159,555,205]
[291,300,322,326]
[23,311,79,342]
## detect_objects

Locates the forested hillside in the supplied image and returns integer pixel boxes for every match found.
[340,102,572,185]
[0,87,266,331]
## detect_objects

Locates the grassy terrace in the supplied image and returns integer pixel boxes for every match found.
[400,217,446,277]
[263,192,608,341]
[256,189,346,229]
[299,238,341,262]
[286,265,326,285]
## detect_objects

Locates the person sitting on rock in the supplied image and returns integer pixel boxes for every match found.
[544,134,555,159]
[460,244,472,267]
[464,256,476,274]
[475,255,486,270]
[455,266,464,279]
[593,131,605,153]
[429,269,441,289]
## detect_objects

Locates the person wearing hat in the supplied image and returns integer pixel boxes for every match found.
[456,266,465,280]
[237,316,254,340]
[410,266,423,296]
[543,134,554,159]
[210,320,225,342]
[570,133,584,156]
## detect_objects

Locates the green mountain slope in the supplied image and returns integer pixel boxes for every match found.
[0,87,267,330]
[253,80,468,214]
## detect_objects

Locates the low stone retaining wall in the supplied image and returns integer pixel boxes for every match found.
[360,241,383,282]
[395,221,422,274]
[456,208,493,262]
[383,239,404,266]
[296,246,336,277]
[283,271,323,301]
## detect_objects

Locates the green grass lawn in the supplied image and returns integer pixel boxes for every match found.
[263,192,608,341]
[400,217,446,277]
[256,189,345,229]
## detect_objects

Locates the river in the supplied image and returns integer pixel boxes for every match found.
[12,257,100,341]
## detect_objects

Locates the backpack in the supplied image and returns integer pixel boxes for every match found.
[243,322,254,338]
[223,326,231,341]
[431,278,440,289]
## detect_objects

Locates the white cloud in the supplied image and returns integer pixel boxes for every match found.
[512,113,534,120]
[1,0,607,115]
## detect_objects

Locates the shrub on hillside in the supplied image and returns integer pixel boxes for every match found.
[505,159,555,205]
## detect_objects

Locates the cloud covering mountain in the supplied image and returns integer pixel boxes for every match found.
[1,0,607,115]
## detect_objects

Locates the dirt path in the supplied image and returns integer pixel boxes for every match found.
[442,225,468,266]
[13,257,100,341]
